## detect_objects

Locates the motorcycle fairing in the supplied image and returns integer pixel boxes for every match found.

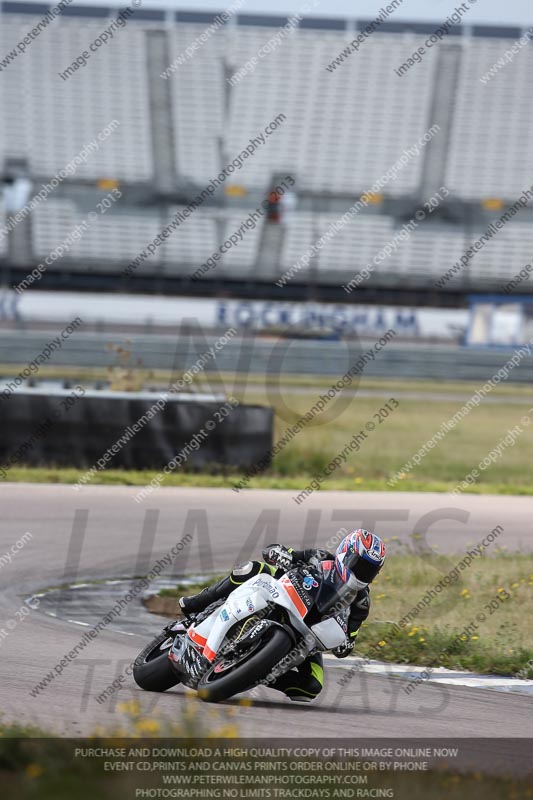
[309,616,348,649]
[188,572,310,662]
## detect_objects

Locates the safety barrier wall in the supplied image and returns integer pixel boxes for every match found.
[0,389,273,471]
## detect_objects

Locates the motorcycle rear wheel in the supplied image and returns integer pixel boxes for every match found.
[197,627,293,703]
[133,631,181,692]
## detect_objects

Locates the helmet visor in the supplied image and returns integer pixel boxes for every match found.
[345,552,382,584]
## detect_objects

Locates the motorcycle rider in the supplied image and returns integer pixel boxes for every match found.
[178,529,386,702]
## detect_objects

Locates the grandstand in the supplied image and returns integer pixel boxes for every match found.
[446,37,533,200]
[1,14,154,182]
[1,5,533,303]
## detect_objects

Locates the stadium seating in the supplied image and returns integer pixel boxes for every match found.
[0,199,8,257]
[2,5,533,292]
[225,29,438,195]
[466,222,533,285]
[29,199,533,288]
[170,25,225,185]
[280,212,533,287]
[446,39,533,201]
[31,200,262,275]
[0,16,153,182]
[2,10,530,199]
[32,200,162,270]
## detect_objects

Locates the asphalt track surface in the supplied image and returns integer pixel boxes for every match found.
[0,484,532,773]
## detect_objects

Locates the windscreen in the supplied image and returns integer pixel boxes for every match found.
[315,565,358,617]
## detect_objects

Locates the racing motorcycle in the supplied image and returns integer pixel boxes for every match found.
[133,561,353,703]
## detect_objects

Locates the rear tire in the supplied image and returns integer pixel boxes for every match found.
[197,627,294,703]
[133,631,181,692]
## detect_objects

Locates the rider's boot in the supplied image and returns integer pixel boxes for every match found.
[178,576,233,616]
[269,656,324,702]
[270,675,314,702]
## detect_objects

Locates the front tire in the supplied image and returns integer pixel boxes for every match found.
[133,631,181,692]
[197,627,294,703]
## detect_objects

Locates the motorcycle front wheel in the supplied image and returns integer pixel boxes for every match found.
[197,627,294,703]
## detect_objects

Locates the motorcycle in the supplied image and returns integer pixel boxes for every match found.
[133,562,352,703]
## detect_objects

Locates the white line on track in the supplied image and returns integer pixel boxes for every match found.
[326,655,533,696]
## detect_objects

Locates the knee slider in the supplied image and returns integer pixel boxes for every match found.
[232,560,255,578]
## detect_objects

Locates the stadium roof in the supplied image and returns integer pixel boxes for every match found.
[1,1,529,37]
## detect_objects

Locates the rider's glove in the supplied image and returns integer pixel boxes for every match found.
[263,544,293,572]
[307,548,330,568]
[332,639,354,659]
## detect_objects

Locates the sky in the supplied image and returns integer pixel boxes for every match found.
[165,0,532,26]
[55,0,533,26]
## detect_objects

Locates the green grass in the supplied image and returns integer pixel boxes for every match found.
[8,362,533,397]
[1,725,531,800]
[243,391,533,488]
[167,553,533,678]
[3,374,533,494]
[0,716,531,799]
[7,465,533,495]
[356,552,533,677]
[159,576,215,597]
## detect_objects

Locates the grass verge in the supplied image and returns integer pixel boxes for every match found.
[4,364,533,398]
[5,466,533,496]
[357,551,533,678]
[0,720,531,799]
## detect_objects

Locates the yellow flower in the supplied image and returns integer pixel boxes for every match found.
[378,640,387,647]
[134,719,160,735]
[460,635,468,641]
[418,637,425,642]
[210,724,239,738]
[511,582,520,589]
[472,636,479,640]
[408,630,416,637]
[117,700,140,716]
[25,764,43,779]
